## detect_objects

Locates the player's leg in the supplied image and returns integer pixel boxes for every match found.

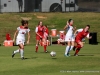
[35,36,40,52]
[70,41,75,51]
[12,49,20,58]
[70,35,75,51]
[43,38,48,53]
[12,39,20,58]
[35,40,39,52]
[19,43,24,59]
[74,42,83,56]
[64,36,72,56]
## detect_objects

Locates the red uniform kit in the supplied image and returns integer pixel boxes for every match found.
[75,29,89,44]
[74,29,89,56]
[36,25,44,40]
[43,27,49,39]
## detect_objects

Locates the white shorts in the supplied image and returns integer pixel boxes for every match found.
[65,35,75,42]
[16,39,25,45]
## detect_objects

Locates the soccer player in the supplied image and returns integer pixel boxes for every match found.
[12,20,30,60]
[64,19,76,57]
[42,25,49,52]
[74,25,92,56]
[35,21,48,53]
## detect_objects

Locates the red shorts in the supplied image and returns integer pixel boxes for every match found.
[36,35,43,40]
[75,37,82,44]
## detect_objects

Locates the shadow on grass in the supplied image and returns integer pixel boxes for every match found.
[71,55,94,57]
[40,51,50,53]
[13,57,38,60]
[52,57,57,59]
[78,55,94,56]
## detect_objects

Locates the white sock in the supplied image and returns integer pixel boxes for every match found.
[14,49,19,54]
[20,49,24,58]
[70,46,74,51]
[65,46,70,55]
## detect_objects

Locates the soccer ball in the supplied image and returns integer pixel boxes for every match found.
[50,51,56,57]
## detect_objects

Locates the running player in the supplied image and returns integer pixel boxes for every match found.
[74,25,92,56]
[12,20,30,60]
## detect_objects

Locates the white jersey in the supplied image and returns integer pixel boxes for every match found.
[65,25,74,42]
[66,25,74,36]
[16,26,30,41]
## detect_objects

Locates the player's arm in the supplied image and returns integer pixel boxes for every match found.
[27,31,30,44]
[64,24,69,30]
[35,27,42,38]
[86,33,92,39]
[13,30,18,42]
[64,21,69,30]
[74,29,83,36]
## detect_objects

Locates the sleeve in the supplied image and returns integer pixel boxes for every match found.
[77,28,83,32]
[17,27,20,31]
[86,33,89,38]
[27,28,30,32]
[35,27,38,33]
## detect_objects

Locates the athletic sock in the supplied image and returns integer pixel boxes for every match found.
[14,49,19,54]
[44,44,47,52]
[36,45,38,52]
[70,46,74,51]
[20,49,24,58]
[65,46,70,55]
[74,48,81,55]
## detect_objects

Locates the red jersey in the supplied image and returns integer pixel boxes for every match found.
[37,25,44,36]
[76,29,89,41]
[44,28,49,35]
[43,28,49,39]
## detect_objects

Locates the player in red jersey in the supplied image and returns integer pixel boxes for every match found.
[74,25,92,56]
[42,25,49,52]
[35,21,44,52]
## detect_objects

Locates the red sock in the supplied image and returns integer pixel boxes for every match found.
[74,48,81,55]
[36,46,38,52]
[44,45,47,52]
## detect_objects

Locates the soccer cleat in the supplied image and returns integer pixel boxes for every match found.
[64,54,69,57]
[67,54,71,56]
[67,53,71,56]
[21,57,25,60]
[73,46,76,51]
[45,50,48,53]
[12,51,15,58]
[74,54,78,56]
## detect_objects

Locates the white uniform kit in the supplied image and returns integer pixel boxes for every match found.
[16,26,30,45]
[65,25,74,42]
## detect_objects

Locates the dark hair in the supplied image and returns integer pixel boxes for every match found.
[21,20,28,26]
[68,19,73,23]
[44,25,47,28]
[38,21,42,25]
[86,25,90,29]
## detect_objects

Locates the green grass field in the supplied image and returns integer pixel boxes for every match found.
[0,12,100,75]
[0,44,100,75]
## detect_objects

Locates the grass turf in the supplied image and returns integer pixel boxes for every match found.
[0,44,100,75]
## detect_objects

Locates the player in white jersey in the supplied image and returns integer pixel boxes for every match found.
[12,20,30,60]
[64,19,76,57]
